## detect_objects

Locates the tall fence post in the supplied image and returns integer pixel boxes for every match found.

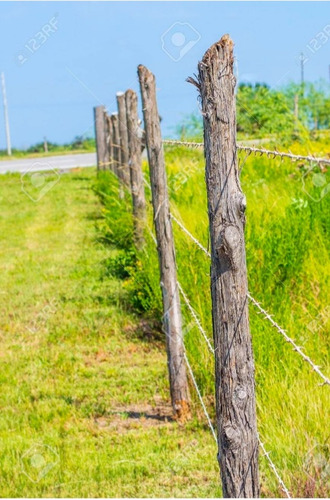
[138,65,190,421]
[196,35,259,497]
[110,112,123,196]
[94,105,107,170]
[116,92,131,187]
[125,89,146,248]
[105,114,113,171]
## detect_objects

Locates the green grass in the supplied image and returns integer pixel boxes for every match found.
[0,168,220,497]
[96,138,330,497]
[0,147,95,161]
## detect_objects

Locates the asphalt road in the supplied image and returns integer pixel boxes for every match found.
[0,152,97,174]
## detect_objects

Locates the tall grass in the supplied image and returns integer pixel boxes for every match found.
[96,141,329,497]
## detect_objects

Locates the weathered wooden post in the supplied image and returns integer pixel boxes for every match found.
[94,105,107,170]
[125,89,146,248]
[105,114,113,171]
[196,35,259,497]
[116,92,131,187]
[110,113,119,177]
[138,65,190,421]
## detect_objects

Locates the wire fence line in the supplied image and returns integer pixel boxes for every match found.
[95,55,327,495]
[171,211,330,386]
[162,139,330,166]
[258,439,291,498]
[248,294,330,386]
[177,281,214,353]
[171,214,211,257]
[183,351,218,443]
[146,223,291,497]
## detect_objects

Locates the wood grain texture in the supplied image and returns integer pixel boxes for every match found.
[138,64,190,421]
[197,35,259,497]
[105,114,113,171]
[110,113,119,178]
[125,89,146,248]
[116,92,131,187]
[94,105,107,170]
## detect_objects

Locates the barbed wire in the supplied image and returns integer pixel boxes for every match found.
[248,293,330,386]
[238,145,330,166]
[130,185,293,494]
[171,214,211,257]
[163,139,204,149]
[177,281,214,353]
[171,212,330,386]
[143,224,291,495]
[183,351,217,443]
[162,139,330,166]
[258,438,291,498]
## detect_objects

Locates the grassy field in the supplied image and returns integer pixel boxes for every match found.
[0,168,219,497]
[96,137,330,497]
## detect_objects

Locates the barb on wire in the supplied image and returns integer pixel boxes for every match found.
[163,139,204,149]
[162,139,330,166]
[169,212,330,386]
[171,214,210,257]
[184,351,217,443]
[178,281,214,353]
[248,293,330,386]
[238,145,330,166]
[258,438,291,498]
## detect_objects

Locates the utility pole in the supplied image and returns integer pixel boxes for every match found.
[1,72,12,156]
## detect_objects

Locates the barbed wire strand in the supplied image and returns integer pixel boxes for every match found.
[162,139,330,166]
[171,214,211,257]
[171,212,330,386]
[248,293,330,386]
[177,281,214,353]
[109,151,296,494]
[146,221,290,494]
[183,351,217,443]
[258,438,291,498]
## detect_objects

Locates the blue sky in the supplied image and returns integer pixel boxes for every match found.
[0,1,329,149]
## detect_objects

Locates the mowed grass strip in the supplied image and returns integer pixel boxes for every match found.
[0,168,219,497]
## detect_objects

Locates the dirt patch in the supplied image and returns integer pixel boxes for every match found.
[94,401,174,432]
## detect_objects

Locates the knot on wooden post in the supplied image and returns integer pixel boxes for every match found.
[216,224,242,273]
[198,33,259,497]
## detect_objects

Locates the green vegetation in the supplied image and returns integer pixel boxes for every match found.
[96,135,330,497]
[0,135,95,160]
[176,80,330,144]
[0,168,219,497]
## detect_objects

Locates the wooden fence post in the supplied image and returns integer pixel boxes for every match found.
[138,65,190,421]
[116,92,131,187]
[196,35,259,497]
[94,105,107,170]
[105,114,113,171]
[125,89,146,248]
